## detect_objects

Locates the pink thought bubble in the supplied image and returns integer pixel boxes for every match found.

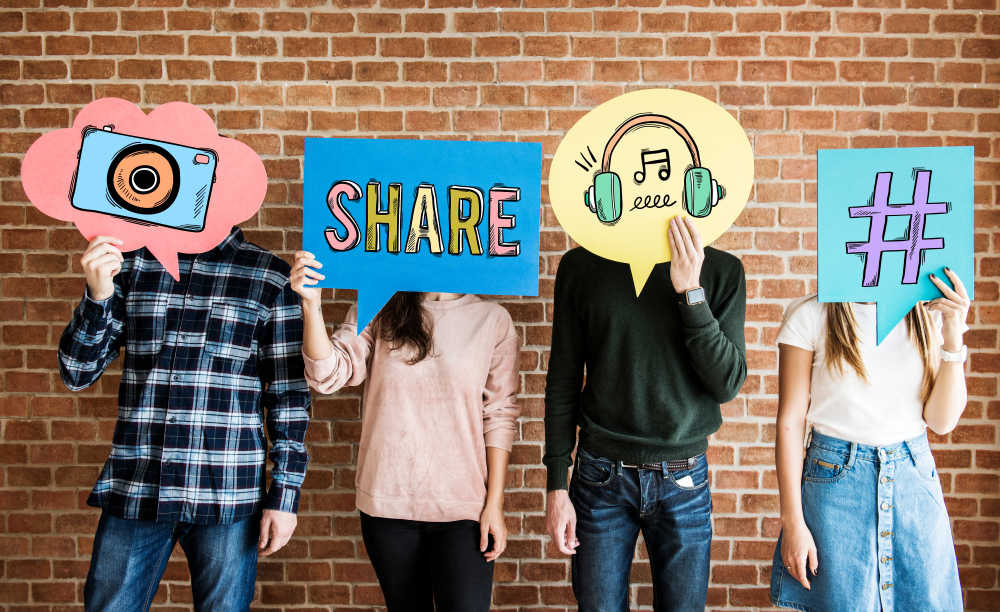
[21,97,267,279]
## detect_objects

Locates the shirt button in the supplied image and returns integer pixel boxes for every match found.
[881,502,891,511]
[171,375,179,382]
[167,416,177,424]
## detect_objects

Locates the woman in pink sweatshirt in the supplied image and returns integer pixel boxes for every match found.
[290,250,521,612]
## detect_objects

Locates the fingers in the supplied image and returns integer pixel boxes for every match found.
[794,552,811,590]
[668,216,688,262]
[685,216,704,252]
[81,243,124,268]
[90,253,123,275]
[87,236,124,250]
[258,515,272,552]
[553,518,574,555]
[260,522,291,557]
[294,251,322,269]
[942,267,969,300]
[677,215,697,256]
[929,272,960,302]
[492,527,507,560]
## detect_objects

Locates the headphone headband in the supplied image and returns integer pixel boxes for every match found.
[601,113,701,172]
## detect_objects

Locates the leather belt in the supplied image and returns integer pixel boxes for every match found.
[620,458,696,472]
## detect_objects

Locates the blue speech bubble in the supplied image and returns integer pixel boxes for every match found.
[303,138,541,330]
[818,146,974,344]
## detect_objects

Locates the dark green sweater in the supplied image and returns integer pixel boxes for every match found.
[543,246,747,490]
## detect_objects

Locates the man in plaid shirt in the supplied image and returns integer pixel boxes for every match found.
[59,228,311,611]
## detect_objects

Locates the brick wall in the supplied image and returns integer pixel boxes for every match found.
[0,1,997,610]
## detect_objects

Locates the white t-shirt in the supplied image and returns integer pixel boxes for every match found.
[777,296,939,446]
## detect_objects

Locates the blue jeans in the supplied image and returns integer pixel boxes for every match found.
[570,447,713,612]
[84,512,259,612]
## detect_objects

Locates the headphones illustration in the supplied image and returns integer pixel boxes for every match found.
[583,113,725,224]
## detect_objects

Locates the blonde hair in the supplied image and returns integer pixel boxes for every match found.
[824,302,940,402]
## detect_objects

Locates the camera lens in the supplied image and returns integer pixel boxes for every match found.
[107,143,179,214]
[129,166,159,194]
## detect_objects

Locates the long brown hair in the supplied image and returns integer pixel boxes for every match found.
[824,301,940,401]
[373,292,433,364]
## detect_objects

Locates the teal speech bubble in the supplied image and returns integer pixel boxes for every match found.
[818,146,974,344]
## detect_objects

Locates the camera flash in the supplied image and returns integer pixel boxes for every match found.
[194,154,210,165]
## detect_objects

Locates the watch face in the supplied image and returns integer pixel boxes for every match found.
[686,288,706,305]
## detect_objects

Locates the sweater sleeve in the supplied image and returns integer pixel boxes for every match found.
[543,252,586,490]
[482,312,521,452]
[677,255,748,404]
[302,304,376,394]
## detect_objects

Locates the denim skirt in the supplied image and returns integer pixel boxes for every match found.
[770,431,963,612]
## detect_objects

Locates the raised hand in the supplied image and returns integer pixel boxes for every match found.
[667,215,705,294]
[928,267,971,351]
[81,236,124,301]
[289,250,325,307]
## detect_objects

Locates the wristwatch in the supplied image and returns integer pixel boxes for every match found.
[681,287,706,306]
[940,345,967,363]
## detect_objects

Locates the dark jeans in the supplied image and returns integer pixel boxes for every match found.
[360,511,494,612]
[570,447,713,612]
[84,512,258,612]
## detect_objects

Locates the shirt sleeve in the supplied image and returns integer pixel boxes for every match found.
[482,312,521,452]
[302,304,376,394]
[258,281,312,514]
[544,253,586,491]
[58,267,130,391]
[677,256,748,404]
[777,296,821,352]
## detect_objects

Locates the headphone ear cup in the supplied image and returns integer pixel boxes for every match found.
[593,172,622,224]
[683,167,721,218]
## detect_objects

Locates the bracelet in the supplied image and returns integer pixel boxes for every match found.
[940,345,967,363]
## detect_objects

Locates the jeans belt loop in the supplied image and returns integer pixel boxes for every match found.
[903,439,918,466]
[847,440,858,468]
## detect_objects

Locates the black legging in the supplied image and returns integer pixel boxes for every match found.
[359,512,494,612]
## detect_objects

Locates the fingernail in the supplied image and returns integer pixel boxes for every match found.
[944,267,950,272]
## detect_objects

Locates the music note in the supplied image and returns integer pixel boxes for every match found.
[633,149,671,184]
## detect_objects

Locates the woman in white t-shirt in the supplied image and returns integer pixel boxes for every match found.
[770,268,971,612]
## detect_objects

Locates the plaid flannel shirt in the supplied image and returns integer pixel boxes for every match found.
[59,228,310,524]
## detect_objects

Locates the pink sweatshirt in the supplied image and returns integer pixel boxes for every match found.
[303,295,521,522]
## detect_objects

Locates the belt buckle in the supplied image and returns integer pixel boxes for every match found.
[620,462,638,469]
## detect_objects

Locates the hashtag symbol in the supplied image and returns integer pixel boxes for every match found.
[845,170,948,287]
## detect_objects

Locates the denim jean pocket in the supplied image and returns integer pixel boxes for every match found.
[574,450,615,487]
[802,448,850,484]
[668,454,709,491]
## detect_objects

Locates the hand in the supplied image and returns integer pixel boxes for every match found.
[81,236,124,301]
[290,250,324,307]
[545,490,578,556]
[479,502,508,562]
[258,509,297,557]
[928,267,971,351]
[667,215,704,294]
[780,519,818,590]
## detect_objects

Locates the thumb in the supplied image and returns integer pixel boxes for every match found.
[809,547,819,575]
[480,522,489,553]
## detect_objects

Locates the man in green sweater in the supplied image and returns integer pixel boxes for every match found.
[544,215,747,611]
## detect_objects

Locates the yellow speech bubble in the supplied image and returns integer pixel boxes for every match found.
[549,88,754,294]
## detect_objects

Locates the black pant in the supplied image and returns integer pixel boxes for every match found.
[359,512,494,612]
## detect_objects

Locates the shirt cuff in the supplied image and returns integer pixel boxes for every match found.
[484,426,516,452]
[263,483,300,514]
[546,459,571,491]
[80,289,114,325]
[678,299,715,330]
[302,350,337,383]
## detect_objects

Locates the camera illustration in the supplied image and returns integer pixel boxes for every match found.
[70,125,217,232]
